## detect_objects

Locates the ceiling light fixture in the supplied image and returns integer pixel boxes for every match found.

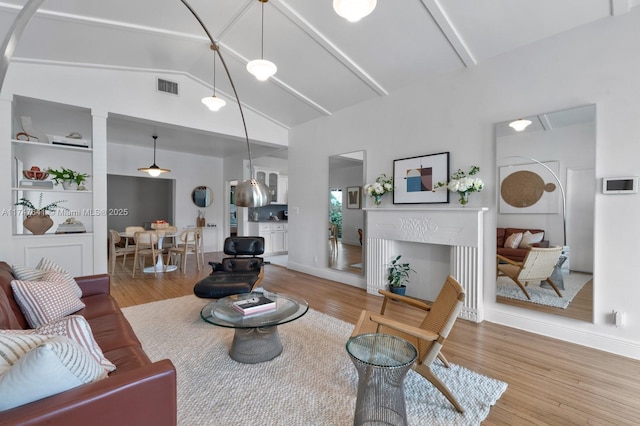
[138,135,171,177]
[246,0,277,81]
[201,45,226,111]
[333,0,377,22]
[181,0,270,207]
[508,119,532,132]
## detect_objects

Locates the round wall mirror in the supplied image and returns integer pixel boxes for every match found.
[192,186,213,207]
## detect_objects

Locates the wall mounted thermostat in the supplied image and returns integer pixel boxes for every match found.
[602,176,638,194]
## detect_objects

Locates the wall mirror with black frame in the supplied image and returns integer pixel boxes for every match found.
[192,186,213,207]
[328,151,365,275]
[495,104,595,323]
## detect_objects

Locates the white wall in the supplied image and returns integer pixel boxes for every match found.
[288,10,640,359]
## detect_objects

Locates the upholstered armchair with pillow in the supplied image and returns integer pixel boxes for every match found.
[497,227,550,263]
[0,260,177,425]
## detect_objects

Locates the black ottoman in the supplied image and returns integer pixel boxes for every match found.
[193,274,260,298]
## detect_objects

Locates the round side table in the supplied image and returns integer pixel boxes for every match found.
[346,333,417,426]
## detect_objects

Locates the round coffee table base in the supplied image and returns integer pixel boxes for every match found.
[230,326,282,364]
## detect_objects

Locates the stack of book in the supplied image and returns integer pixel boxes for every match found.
[19,180,53,189]
[232,295,276,315]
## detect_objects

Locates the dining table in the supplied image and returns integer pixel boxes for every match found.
[119,230,179,273]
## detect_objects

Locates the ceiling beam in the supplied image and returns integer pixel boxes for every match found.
[273,0,388,97]
[418,0,476,67]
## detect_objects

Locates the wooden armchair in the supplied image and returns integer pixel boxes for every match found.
[351,275,466,413]
[497,246,563,300]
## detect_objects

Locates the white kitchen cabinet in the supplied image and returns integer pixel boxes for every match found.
[277,176,288,204]
[254,168,282,204]
[248,222,288,255]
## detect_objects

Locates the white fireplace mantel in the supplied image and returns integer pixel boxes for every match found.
[365,207,488,323]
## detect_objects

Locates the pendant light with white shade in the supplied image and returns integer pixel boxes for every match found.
[508,119,532,132]
[246,0,277,81]
[138,135,171,177]
[201,45,226,112]
[333,0,377,22]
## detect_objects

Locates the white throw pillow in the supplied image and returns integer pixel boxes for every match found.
[0,315,116,373]
[11,271,86,328]
[503,232,523,249]
[0,335,107,411]
[518,230,544,248]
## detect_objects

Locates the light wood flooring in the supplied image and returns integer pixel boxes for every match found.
[110,252,640,425]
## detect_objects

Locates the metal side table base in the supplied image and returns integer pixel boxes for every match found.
[230,326,282,364]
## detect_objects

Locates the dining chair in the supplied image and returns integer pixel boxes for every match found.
[108,229,137,275]
[124,226,145,264]
[132,231,160,277]
[329,223,338,255]
[165,229,201,273]
[163,225,179,249]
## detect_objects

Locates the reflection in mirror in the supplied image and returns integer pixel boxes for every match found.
[496,104,595,322]
[192,186,213,207]
[328,151,365,275]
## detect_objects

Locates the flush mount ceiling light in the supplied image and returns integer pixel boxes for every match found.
[201,45,226,111]
[138,135,170,177]
[333,0,377,22]
[508,119,532,132]
[246,0,277,81]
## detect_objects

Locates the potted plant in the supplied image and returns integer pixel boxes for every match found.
[47,167,90,190]
[387,255,414,295]
[15,194,68,235]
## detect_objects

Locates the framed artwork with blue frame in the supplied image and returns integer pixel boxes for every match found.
[393,152,450,204]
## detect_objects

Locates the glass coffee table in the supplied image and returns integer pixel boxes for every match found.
[201,291,309,364]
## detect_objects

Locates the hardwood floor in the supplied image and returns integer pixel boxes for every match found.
[110,253,640,425]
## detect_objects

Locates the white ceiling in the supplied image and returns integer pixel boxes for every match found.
[1,0,637,159]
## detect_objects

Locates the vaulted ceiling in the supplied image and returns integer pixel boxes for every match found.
[1,0,637,158]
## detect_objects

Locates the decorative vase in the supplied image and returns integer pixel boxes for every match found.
[23,213,54,235]
[389,285,406,295]
[458,192,469,206]
[62,181,74,190]
[372,194,383,206]
[197,217,206,227]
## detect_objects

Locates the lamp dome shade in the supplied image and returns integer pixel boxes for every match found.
[246,59,277,81]
[201,95,226,111]
[234,178,271,207]
[333,0,377,22]
[509,119,532,131]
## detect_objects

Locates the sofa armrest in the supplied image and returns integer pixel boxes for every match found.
[75,274,110,297]
[0,359,177,426]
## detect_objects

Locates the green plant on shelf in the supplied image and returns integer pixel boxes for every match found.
[46,167,90,186]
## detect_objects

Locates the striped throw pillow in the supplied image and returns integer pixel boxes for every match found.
[1,315,116,373]
[0,335,107,410]
[12,258,82,298]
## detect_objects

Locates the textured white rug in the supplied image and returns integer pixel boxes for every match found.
[122,295,506,425]
[496,271,591,308]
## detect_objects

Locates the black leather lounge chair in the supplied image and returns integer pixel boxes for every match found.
[193,236,265,298]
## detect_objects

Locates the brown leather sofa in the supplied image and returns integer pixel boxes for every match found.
[0,262,177,425]
[497,227,549,263]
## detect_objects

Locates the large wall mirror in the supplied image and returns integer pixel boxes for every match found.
[495,104,595,322]
[328,151,365,275]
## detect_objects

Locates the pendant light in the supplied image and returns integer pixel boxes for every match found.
[138,135,170,177]
[508,119,532,132]
[246,0,277,81]
[201,45,226,111]
[181,0,270,207]
[333,0,377,22]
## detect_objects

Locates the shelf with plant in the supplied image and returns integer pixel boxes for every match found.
[11,139,93,152]
[47,167,91,190]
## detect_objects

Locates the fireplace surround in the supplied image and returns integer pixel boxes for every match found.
[365,207,488,323]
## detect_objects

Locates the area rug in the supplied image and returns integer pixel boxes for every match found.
[496,271,591,308]
[122,295,506,425]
